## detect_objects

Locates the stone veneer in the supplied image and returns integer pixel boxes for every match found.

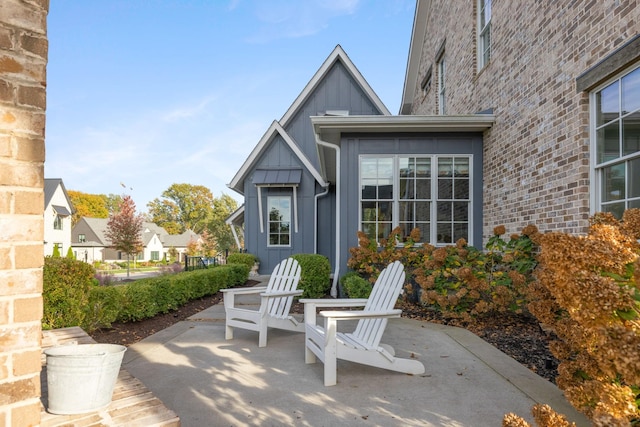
[408,0,640,239]
[0,0,48,425]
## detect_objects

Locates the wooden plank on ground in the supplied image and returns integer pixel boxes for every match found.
[40,327,180,427]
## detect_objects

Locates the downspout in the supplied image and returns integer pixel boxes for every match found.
[314,183,331,253]
[315,136,340,297]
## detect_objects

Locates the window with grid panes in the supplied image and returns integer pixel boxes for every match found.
[360,155,471,246]
[593,65,640,217]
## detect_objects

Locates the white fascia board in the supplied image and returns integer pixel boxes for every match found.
[227,120,281,194]
[274,121,328,187]
[227,121,328,193]
[401,0,430,115]
[312,114,495,182]
[280,45,391,126]
[312,114,495,141]
[225,205,245,226]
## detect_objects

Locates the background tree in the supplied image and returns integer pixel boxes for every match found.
[186,238,199,256]
[199,229,216,257]
[104,193,124,215]
[68,191,123,225]
[68,190,109,225]
[147,183,214,234]
[105,195,144,278]
[207,193,239,254]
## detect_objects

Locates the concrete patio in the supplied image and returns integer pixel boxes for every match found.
[121,278,589,427]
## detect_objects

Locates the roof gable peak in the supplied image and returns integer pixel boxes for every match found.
[279,45,390,126]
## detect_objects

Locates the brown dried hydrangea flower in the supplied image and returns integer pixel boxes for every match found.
[494,225,506,236]
[622,208,640,240]
[522,224,539,237]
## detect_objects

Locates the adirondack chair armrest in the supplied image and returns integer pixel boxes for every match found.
[319,309,402,321]
[299,298,368,307]
[260,290,303,298]
[300,299,369,324]
[221,286,268,295]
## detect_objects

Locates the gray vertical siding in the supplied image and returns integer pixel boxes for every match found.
[244,60,386,274]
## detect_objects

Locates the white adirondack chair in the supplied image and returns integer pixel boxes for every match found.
[221,257,303,347]
[301,260,425,386]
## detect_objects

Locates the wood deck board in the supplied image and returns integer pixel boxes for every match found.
[41,327,180,427]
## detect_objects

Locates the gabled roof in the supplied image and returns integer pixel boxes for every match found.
[80,217,110,245]
[227,45,390,195]
[44,178,75,213]
[163,230,200,247]
[279,44,390,125]
[78,218,194,248]
[227,120,326,194]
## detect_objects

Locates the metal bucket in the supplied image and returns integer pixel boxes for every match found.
[44,343,127,414]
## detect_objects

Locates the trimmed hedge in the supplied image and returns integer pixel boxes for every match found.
[100,264,249,325]
[340,271,372,298]
[43,257,96,330]
[227,253,257,270]
[291,254,331,298]
[43,258,249,332]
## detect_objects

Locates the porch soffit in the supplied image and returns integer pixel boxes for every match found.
[312,114,495,182]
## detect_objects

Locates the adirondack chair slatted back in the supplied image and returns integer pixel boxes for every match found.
[265,258,302,318]
[353,261,405,349]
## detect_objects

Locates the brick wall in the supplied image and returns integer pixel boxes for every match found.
[409,0,640,239]
[0,0,49,425]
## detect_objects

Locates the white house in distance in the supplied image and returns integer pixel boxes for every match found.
[43,178,74,257]
[71,217,200,263]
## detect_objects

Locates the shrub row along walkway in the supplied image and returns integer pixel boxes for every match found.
[120,276,589,427]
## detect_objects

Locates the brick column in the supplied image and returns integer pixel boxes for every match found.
[0,0,49,425]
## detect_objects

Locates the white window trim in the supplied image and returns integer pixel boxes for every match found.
[257,185,298,235]
[266,194,293,248]
[437,58,446,114]
[477,0,491,71]
[590,63,640,216]
[358,154,473,247]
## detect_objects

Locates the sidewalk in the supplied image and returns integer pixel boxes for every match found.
[121,279,589,427]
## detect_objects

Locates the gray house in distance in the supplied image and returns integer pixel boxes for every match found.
[228,45,493,295]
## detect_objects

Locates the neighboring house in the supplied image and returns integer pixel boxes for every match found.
[71,218,199,263]
[44,178,75,257]
[163,230,201,262]
[229,3,640,295]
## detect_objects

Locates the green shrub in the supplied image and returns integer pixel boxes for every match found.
[43,257,96,330]
[347,225,538,321]
[115,263,249,323]
[340,271,372,298]
[86,285,123,331]
[291,254,331,298]
[227,253,257,270]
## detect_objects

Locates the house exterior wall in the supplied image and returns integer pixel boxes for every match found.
[143,233,164,261]
[43,184,72,256]
[244,59,387,274]
[0,1,48,425]
[337,133,484,275]
[244,137,317,273]
[285,61,386,170]
[406,0,640,239]
[71,218,106,262]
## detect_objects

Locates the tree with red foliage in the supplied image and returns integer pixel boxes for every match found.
[105,195,144,278]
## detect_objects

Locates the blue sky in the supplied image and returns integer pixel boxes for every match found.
[45,0,416,211]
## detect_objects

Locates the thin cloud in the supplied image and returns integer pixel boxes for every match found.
[244,0,361,43]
